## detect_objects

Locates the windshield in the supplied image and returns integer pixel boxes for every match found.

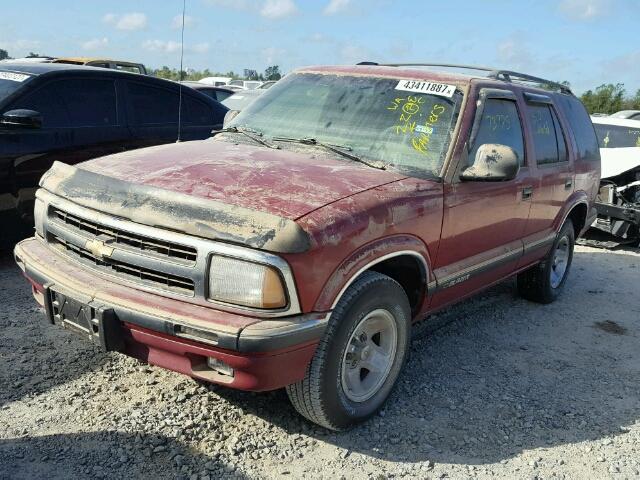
[0,71,32,102]
[594,123,640,149]
[228,72,464,178]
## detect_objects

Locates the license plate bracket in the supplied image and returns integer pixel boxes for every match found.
[46,287,125,352]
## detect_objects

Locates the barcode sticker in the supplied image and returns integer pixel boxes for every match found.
[395,80,456,98]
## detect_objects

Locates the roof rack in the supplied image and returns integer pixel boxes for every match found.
[356,62,572,94]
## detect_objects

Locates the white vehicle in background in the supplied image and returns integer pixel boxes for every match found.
[610,110,640,121]
[228,79,262,90]
[589,116,640,247]
[0,56,54,63]
[198,76,232,87]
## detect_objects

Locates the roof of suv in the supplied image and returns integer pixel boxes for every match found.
[297,64,572,96]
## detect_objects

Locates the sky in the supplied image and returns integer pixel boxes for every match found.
[1,0,638,94]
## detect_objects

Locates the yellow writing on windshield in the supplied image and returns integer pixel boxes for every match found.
[388,95,425,134]
[412,104,446,155]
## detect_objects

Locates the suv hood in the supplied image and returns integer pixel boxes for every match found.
[39,140,405,253]
[80,139,405,220]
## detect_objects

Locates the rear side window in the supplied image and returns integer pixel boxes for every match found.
[127,82,179,125]
[470,98,525,166]
[182,95,214,125]
[593,123,640,148]
[526,104,568,165]
[556,95,599,162]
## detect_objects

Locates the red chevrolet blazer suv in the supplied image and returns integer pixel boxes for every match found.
[14,63,600,430]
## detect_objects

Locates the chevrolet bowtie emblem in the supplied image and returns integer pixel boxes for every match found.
[85,239,114,260]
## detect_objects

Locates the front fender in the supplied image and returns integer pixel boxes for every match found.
[313,234,435,312]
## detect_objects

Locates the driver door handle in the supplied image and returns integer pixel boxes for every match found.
[522,186,533,200]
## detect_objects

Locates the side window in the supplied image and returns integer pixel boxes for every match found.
[183,95,214,125]
[594,124,640,148]
[556,95,599,161]
[526,104,567,165]
[11,84,70,128]
[127,82,179,125]
[215,90,232,102]
[54,79,118,127]
[551,109,568,162]
[116,64,142,74]
[470,98,525,166]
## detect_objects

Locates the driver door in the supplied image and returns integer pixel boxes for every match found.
[430,88,536,309]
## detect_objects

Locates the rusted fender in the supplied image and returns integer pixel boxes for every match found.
[39,161,312,254]
[313,234,434,312]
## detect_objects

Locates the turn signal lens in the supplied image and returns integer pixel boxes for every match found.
[208,255,287,309]
[33,198,45,237]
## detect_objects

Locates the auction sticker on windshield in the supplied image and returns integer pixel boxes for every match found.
[395,80,456,98]
[0,72,30,82]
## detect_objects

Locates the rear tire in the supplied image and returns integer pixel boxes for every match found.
[286,271,411,430]
[517,219,575,304]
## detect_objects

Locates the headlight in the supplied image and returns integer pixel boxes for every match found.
[33,198,45,237]
[207,255,287,309]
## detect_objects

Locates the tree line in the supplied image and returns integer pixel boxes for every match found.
[578,83,640,115]
[152,65,282,82]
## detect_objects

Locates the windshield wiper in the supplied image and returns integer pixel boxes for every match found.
[271,136,386,170]
[212,126,279,149]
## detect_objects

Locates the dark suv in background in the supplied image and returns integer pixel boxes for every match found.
[0,62,227,240]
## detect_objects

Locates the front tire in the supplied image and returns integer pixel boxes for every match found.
[517,219,575,304]
[286,271,411,430]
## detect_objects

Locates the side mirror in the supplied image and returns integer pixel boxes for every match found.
[460,143,520,182]
[1,109,42,129]
[223,110,240,128]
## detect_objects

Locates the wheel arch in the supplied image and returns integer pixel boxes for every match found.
[314,235,434,317]
[555,193,590,238]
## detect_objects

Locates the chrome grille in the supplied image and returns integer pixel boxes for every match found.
[37,188,303,317]
[49,233,195,295]
[50,207,197,264]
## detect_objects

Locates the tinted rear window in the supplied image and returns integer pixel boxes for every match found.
[594,123,640,148]
[556,95,599,161]
[182,95,214,125]
[526,104,569,165]
[127,82,179,125]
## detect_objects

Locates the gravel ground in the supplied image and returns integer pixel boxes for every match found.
[1,244,639,479]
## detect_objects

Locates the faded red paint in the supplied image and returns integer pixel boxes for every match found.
[82,140,406,220]
[125,325,317,392]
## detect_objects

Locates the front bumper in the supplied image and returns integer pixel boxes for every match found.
[14,237,328,391]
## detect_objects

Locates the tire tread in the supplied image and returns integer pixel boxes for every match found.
[286,271,407,430]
